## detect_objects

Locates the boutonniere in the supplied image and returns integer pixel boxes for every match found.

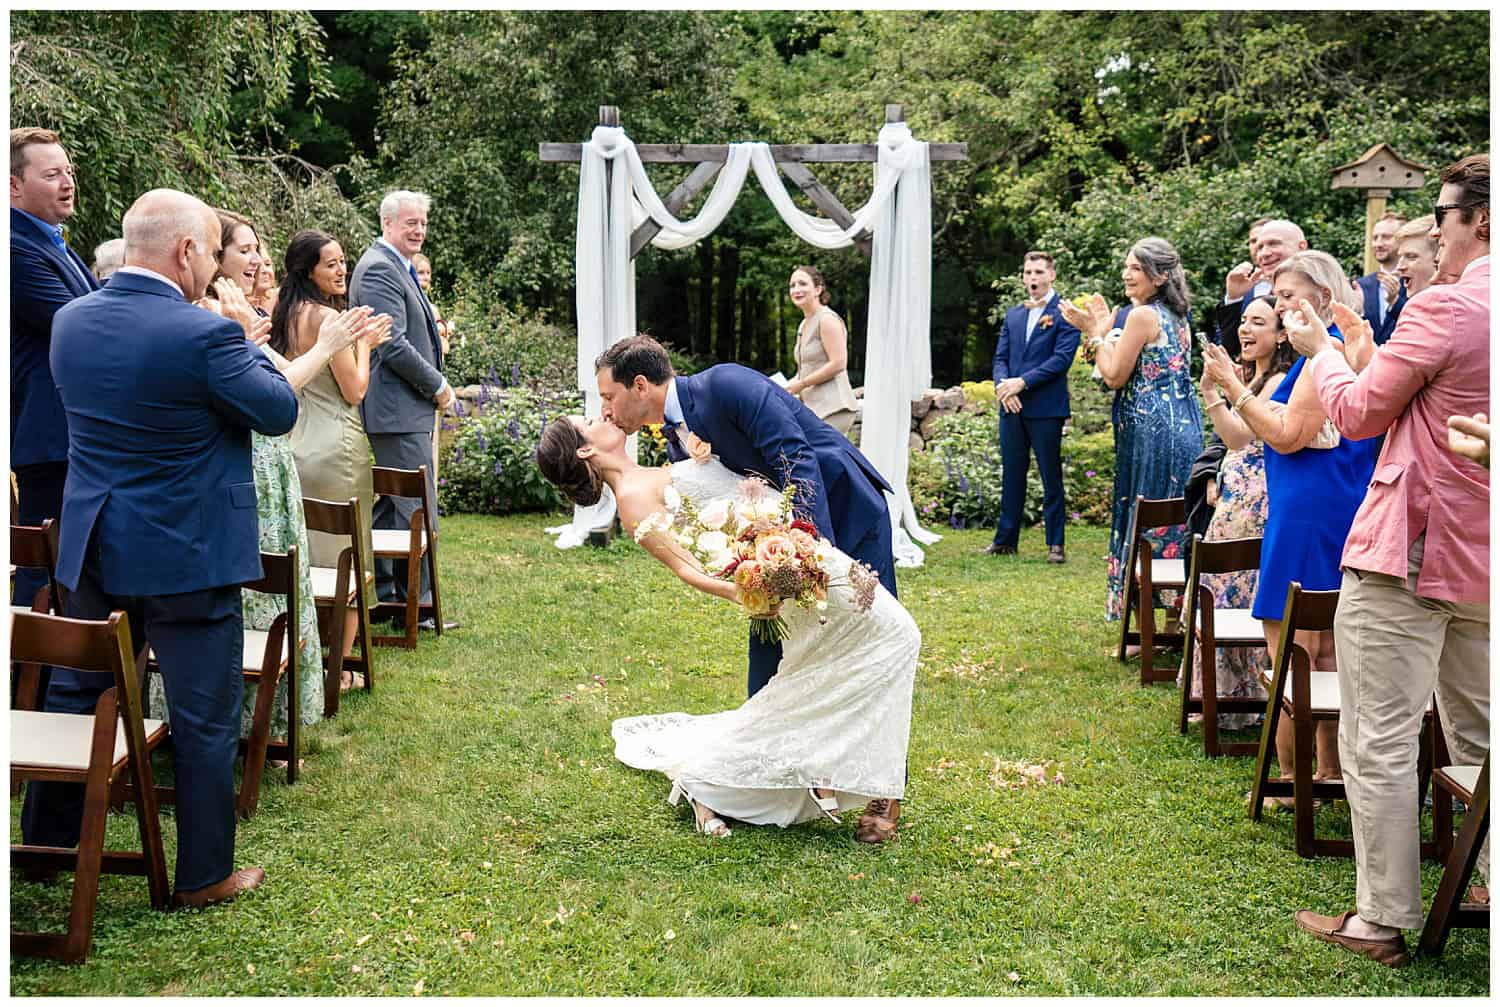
[1038,315,1055,330]
[684,431,713,464]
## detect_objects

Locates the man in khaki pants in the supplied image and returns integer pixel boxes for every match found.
[1283,153,1490,967]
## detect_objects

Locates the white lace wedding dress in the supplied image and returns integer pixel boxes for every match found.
[611,458,920,827]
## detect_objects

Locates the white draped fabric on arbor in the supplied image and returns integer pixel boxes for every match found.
[547,123,941,567]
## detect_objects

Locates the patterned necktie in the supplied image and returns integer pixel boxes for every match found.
[661,422,688,462]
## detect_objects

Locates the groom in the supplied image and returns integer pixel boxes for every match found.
[597,335,904,841]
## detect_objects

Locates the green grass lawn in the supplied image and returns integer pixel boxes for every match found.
[9,514,1488,995]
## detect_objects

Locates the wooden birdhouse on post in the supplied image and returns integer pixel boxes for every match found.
[1331,143,1430,275]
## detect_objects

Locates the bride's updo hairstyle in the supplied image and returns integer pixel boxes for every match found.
[535,418,603,507]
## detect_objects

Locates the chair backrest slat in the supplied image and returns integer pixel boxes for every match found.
[10,519,60,570]
[1193,535,1262,576]
[302,496,356,537]
[240,548,297,596]
[371,465,427,500]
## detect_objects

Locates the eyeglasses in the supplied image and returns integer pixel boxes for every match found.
[1434,201,1482,227]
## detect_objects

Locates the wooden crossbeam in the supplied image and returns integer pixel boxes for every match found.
[539,141,969,164]
[630,159,724,258]
[778,161,872,257]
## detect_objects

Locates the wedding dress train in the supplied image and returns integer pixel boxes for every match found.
[611,458,919,828]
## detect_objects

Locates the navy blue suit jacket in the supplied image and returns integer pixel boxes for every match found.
[1356,272,1407,345]
[673,364,892,551]
[50,271,299,595]
[990,293,1081,418]
[11,208,99,468]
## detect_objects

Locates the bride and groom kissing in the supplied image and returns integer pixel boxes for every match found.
[535,335,919,844]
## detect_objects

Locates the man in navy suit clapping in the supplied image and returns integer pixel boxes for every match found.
[22,189,301,908]
[984,252,1081,563]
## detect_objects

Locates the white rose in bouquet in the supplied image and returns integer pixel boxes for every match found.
[696,529,730,557]
[663,485,683,513]
[698,498,732,532]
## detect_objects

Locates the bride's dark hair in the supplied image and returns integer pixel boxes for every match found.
[536,417,603,507]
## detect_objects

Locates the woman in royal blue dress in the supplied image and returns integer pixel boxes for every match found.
[1201,249,1378,803]
[1062,237,1205,632]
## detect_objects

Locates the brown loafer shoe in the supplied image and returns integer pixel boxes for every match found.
[1293,909,1410,967]
[1047,545,1065,564]
[977,544,1016,556]
[172,866,266,909]
[855,798,901,844]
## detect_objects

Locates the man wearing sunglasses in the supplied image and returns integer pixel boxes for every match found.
[1285,153,1489,967]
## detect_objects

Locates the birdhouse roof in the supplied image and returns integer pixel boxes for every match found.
[1332,143,1431,174]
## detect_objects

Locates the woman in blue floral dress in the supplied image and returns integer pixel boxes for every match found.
[1062,237,1204,626]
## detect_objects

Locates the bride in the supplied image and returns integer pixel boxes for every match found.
[536,414,919,843]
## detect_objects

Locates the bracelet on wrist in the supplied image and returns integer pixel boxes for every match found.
[1232,388,1255,410]
[1204,396,1226,409]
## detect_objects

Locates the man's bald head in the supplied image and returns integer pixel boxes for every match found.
[121,188,221,300]
[1254,219,1308,273]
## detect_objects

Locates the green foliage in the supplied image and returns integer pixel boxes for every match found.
[442,276,578,391]
[9,12,366,257]
[439,387,582,516]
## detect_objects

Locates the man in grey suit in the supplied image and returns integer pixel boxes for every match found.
[349,189,455,626]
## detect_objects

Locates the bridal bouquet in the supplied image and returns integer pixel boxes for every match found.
[635,478,880,642]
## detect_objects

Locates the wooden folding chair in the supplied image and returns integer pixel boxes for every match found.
[10,519,62,712]
[1420,752,1489,957]
[1178,534,1266,757]
[1117,495,1188,685]
[302,496,374,717]
[370,465,445,650]
[237,547,300,818]
[10,610,171,963]
[1247,581,1441,859]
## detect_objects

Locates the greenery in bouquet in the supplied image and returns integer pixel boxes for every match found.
[439,386,582,515]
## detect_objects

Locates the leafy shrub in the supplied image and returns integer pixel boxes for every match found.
[439,386,582,515]
[442,271,710,392]
[959,380,995,406]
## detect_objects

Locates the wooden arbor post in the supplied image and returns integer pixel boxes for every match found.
[540,103,969,261]
[1330,143,1431,275]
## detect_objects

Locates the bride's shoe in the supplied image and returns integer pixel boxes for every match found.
[669,781,731,838]
[808,787,842,824]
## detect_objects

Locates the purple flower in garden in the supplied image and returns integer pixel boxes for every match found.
[1085,469,1096,478]
[475,431,488,452]
[453,400,468,417]
[1071,510,1081,520]
[507,418,522,441]
[958,473,970,494]
[493,459,504,475]
[439,478,448,486]
[453,446,465,464]
[511,362,522,386]
[478,384,491,405]
[439,418,456,432]
[487,365,501,386]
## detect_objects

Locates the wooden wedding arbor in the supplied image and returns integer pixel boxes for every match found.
[540,104,967,258]
[540,104,967,550]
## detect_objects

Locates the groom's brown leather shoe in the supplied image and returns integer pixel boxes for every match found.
[172,866,265,909]
[1293,909,1410,967]
[855,799,901,844]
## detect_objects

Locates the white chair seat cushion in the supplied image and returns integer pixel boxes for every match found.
[11,710,166,772]
[1256,668,1341,714]
[1136,556,1186,586]
[1199,607,1263,644]
[371,528,426,556]
[1439,765,1482,801]
[310,566,374,602]
[242,629,289,671]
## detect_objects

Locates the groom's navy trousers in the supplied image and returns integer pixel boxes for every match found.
[747,515,897,697]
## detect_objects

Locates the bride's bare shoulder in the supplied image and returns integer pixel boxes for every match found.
[613,469,671,532]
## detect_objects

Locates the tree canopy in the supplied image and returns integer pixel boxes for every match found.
[11,11,1488,384]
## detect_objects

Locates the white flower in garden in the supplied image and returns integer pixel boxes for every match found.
[699,498,732,532]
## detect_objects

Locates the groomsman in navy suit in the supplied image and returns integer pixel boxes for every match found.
[9,128,97,612]
[1354,211,1409,345]
[23,189,300,907]
[984,252,1081,563]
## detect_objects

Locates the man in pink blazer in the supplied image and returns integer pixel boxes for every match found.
[1284,153,1490,967]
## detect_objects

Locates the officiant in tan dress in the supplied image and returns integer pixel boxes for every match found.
[785,265,859,436]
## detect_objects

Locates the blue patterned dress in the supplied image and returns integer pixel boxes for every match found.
[1105,302,1205,620]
